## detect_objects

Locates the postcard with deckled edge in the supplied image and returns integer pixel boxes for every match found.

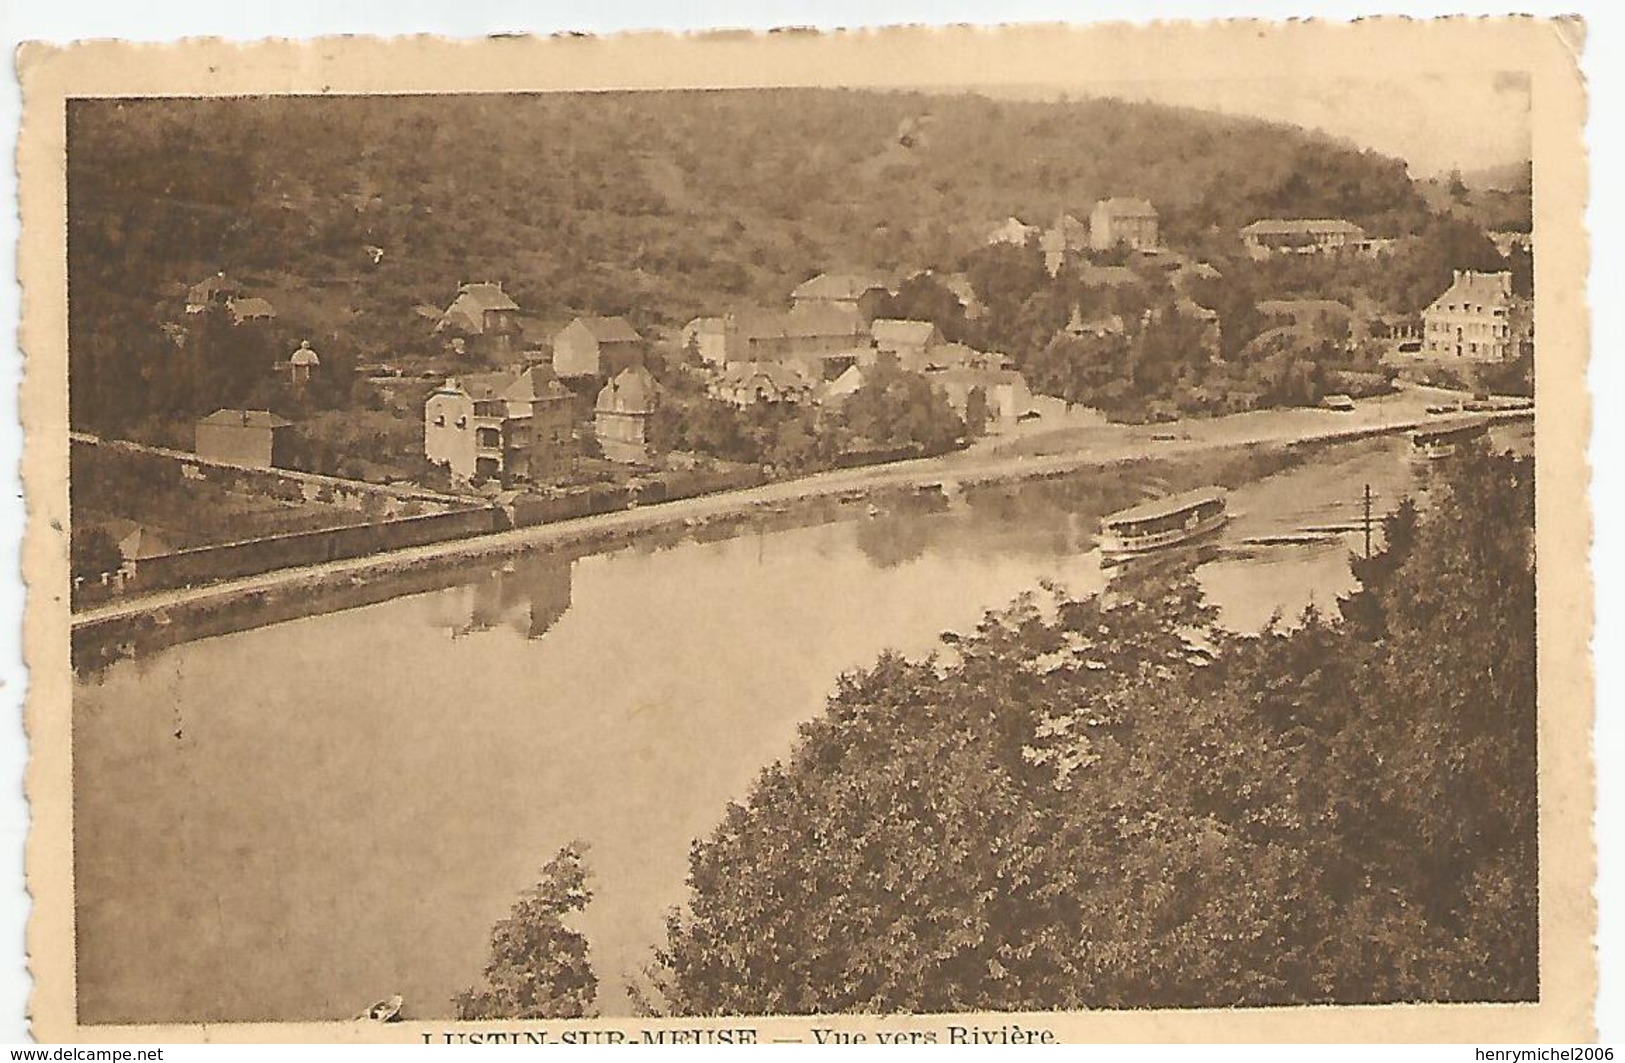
[18,19,1594,1043]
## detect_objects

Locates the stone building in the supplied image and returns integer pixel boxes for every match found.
[1421,270,1532,363]
[594,365,660,464]
[1090,198,1159,251]
[424,366,575,484]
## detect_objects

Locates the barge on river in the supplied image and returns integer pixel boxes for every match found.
[1099,487,1229,561]
[1410,418,1489,462]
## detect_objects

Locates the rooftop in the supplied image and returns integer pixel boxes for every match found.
[871,319,939,347]
[596,365,659,414]
[1241,218,1367,235]
[199,409,293,430]
[229,296,277,322]
[567,315,641,343]
[731,305,868,342]
[717,361,813,390]
[792,272,890,301]
[1096,197,1157,217]
[1104,487,1228,527]
[1430,270,1515,309]
[436,282,521,333]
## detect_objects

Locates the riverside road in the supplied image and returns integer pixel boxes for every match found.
[71,385,1528,632]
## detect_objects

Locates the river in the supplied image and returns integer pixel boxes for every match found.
[70,428,1527,1024]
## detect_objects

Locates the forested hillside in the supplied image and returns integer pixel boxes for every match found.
[68,89,1432,434]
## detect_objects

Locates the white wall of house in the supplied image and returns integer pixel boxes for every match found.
[424,390,477,480]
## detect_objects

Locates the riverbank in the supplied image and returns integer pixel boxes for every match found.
[69,426,1508,1023]
[71,398,1532,659]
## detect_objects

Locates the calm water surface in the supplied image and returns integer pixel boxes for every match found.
[76,432,1519,1023]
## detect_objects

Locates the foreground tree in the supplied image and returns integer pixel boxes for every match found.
[454,843,598,1019]
[645,445,1537,1014]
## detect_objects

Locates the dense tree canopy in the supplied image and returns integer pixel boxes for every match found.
[454,843,599,1020]
[638,446,1536,1014]
[68,89,1439,435]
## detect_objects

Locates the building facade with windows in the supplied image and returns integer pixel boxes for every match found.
[424,366,575,484]
[1421,270,1531,363]
[1090,198,1159,251]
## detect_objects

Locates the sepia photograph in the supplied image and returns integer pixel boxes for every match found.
[18,18,1595,1043]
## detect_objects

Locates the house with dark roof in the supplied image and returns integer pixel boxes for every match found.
[1090,198,1160,251]
[195,409,295,469]
[434,281,523,357]
[594,365,660,464]
[424,366,576,483]
[790,273,891,320]
[552,316,644,379]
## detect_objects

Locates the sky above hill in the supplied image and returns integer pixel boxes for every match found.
[963,71,1530,179]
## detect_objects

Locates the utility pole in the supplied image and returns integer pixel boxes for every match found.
[1363,483,1373,560]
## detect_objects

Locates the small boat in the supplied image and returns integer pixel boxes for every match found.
[1411,419,1489,462]
[358,995,404,1023]
[1099,488,1229,561]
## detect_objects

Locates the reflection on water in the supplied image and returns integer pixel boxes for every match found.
[438,554,575,641]
[74,432,1477,1024]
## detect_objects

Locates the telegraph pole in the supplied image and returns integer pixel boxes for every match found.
[1363,483,1373,560]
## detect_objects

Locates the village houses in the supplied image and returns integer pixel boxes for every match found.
[1040,214,1091,276]
[184,271,278,326]
[1421,269,1531,363]
[930,366,1034,434]
[986,216,1040,247]
[1240,219,1368,257]
[789,272,891,321]
[868,319,944,373]
[594,365,660,464]
[228,297,278,326]
[1090,198,1160,251]
[185,271,241,314]
[708,361,816,408]
[682,306,870,378]
[423,365,576,484]
[434,281,522,358]
[195,409,295,469]
[551,315,643,379]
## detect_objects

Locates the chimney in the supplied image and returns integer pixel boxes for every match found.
[1453,269,1465,285]
[1499,272,1512,295]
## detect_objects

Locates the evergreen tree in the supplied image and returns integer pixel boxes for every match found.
[454,843,598,1019]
